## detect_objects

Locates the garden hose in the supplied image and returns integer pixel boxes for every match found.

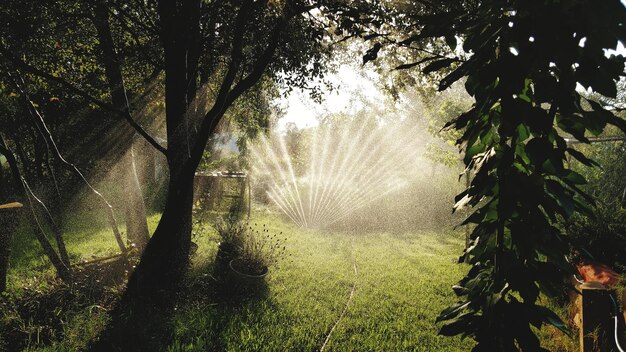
[571,264,625,352]
[573,274,585,284]
[609,294,626,352]
[319,241,358,352]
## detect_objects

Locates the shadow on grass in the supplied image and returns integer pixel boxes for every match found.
[162,254,274,351]
[208,286,272,351]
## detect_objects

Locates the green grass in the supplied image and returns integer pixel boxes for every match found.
[169,212,472,351]
[6,209,161,292]
[4,208,578,351]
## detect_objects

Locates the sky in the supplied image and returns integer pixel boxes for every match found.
[277,40,626,132]
[275,62,384,131]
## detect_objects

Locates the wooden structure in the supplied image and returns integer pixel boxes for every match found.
[194,171,250,218]
[0,202,22,292]
[576,282,624,352]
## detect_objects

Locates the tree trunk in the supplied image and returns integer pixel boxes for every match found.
[124,144,150,249]
[0,214,10,292]
[1,158,10,292]
[93,8,197,344]
[93,170,194,350]
[125,171,193,298]
[135,138,156,193]
[119,3,196,291]
[0,203,23,292]
[92,3,150,251]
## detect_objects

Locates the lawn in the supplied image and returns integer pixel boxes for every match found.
[170,211,471,351]
[3,208,575,351]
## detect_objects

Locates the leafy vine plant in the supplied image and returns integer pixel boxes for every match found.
[365,0,626,350]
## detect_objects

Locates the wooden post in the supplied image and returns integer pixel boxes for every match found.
[238,176,246,216]
[0,202,22,292]
[193,174,210,205]
[579,283,615,352]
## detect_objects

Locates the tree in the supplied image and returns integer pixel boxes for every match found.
[91,2,151,249]
[0,137,72,282]
[1,1,383,347]
[88,0,356,348]
[0,0,156,278]
[380,0,626,350]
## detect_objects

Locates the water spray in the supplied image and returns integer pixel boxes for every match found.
[250,118,424,229]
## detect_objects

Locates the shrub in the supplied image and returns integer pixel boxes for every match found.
[232,224,286,276]
[567,205,626,273]
[212,215,248,275]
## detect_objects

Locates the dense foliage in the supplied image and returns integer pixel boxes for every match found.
[566,137,626,273]
[392,1,626,350]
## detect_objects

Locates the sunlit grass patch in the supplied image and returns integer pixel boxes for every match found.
[4,210,580,351]
[170,213,471,351]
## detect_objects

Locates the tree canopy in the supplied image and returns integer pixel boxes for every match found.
[375,0,626,350]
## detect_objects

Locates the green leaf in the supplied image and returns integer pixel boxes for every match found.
[438,312,476,336]
[439,60,472,91]
[423,58,457,74]
[464,142,487,164]
[445,34,457,49]
[443,107,477,130]
[562,170,586,185]
[437,301,471,322]
[362,43,381,65]
[535,306,570,335]
[394,57,437,71]
[525,137,552,167]
[566,148,599,167]
[545,179,575,218]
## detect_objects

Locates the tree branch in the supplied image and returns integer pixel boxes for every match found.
[8,75,128,255]
[0,136,72,280]
[0,45,167,155]
[188,7,294,173]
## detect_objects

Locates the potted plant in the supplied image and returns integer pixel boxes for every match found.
[213,215,247,277]
[227,224,286,296]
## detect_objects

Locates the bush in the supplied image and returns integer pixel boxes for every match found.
[213,216,286,276]
[567,205,626,273]
[566,139,626,273]
[213,215,248,276]
[212,217,286,300]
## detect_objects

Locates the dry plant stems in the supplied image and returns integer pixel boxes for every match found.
[213,216,247,251]
[235,224,286,275]
[214,216,286,276]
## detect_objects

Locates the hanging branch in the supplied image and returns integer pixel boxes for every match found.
[3,79,71,265]
[0,136,71,281]
[9,73,128,256]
